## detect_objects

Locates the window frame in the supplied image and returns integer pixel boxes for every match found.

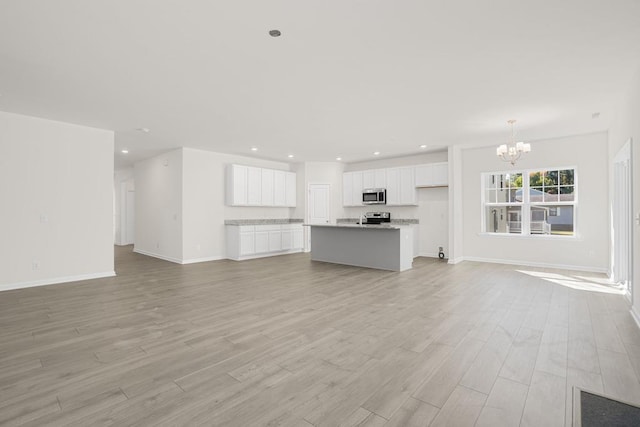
[480,166,578,238]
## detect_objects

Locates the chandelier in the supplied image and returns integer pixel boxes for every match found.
[496,119,531,165]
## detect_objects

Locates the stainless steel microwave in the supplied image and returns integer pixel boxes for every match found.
[362,188,386,205]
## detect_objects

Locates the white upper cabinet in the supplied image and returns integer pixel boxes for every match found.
[385,167,416,206]
[385,168,400,205]
[343,171,364,206]
[362,169,386,189]
[343,173,354,206]
[352,171,363,205]
[415,162,448,187]
[285,172,296,207]
[247,166,262,205]
[399,167,416,205]
[226,164,248,206]
[374,169,387,188]
[362,170,375,189]
[384,167,416,206]
[227,165,296,207]
[273,170,286,206]
[261,169,274,206]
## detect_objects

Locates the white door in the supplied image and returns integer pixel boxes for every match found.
[309,184,331,224]
[125,190,135,245]
[308,184,331,252]
[613,139,633,298]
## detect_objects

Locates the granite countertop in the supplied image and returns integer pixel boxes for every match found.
[336,218,419,225]
[225,218,304,225]
[304,223,403,230]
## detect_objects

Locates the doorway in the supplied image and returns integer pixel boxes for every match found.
[613,139,633,299]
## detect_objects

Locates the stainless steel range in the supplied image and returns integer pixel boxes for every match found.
[362,212,391,225]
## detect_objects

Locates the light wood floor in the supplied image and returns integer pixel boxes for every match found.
[1,247,640,426]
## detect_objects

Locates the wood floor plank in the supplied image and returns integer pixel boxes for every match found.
[1,247,639,425]
[520,370,566,427]
[597,347,640,404]
[411,337,484,407]
[475,377,528,427]
[499,327,543,386]
[428,385,487,427]
[383,397,439,427]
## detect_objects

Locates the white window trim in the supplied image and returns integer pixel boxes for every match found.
[480,166,578,239]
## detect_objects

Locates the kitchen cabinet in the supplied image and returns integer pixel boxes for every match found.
[343,171,364,206]
[226,223,304,260]
[285,172,296,207]
[386,167,416,206]
[399,167,416,205]
[227,165,248,205]
[363,169,386,189]
[273,170,286,206]
[254,230,269,253]
[239,227,255,256]
[226,165,296,207]
[261,169,274,206]
[247,166,262,205]
[343,173,354,206]
[415,162,448,187]
[352,171,363,204]
[281,224,303,251]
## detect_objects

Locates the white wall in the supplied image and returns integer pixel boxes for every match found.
[0,111,114,291]
[608,66,640,323]
[134,149,184,262]
[344,151,448,171]
[459,132,609,272]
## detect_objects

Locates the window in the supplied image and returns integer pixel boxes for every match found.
[482,168,576,236]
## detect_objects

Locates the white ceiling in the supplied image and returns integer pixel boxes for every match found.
[1,1,640,169]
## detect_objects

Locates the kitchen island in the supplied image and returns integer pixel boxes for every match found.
[308,224,413,271]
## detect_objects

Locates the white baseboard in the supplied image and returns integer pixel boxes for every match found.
[0,271,116,292]
[418,252,450,260]
[631,306,640,331]
[448,257,464,265]
[182,255,225,265]
[461,256,608,273]
[133,248,183,264]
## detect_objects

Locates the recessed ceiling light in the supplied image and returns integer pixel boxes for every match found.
[137,127,150,133]
[419,144,427,149]
[287,154,294,158]
[121,149,129,154]
[251,147,258,151]
[373,151,380,156]
[592,112,600,119]
[269,30,282,37]
[336,157,342,161]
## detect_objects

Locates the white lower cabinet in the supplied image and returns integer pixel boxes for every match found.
[226,224,304,260]
[239,232,255,256]
[254,231,269,253]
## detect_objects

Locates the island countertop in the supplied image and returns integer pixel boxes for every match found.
[303,223,406,230]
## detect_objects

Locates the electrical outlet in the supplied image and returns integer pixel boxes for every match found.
[39,214,48,223]
[155,242,160,249]
[32,260,39,270]
[196,244,201,251]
